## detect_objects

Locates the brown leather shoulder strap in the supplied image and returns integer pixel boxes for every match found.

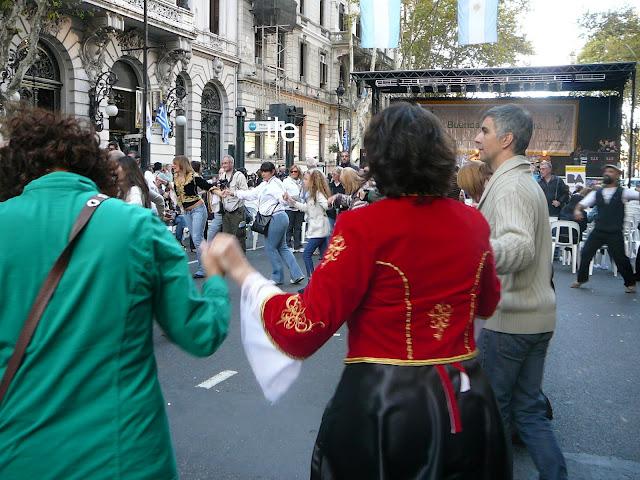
[0,193,109,405]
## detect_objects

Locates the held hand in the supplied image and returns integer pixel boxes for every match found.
[551,200,561,208]
[574,210,584,221]
[282,192,291,202]
[204,233,256,285]
[327,195,336,207]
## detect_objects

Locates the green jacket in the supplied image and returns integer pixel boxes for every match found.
[0,172,231,479]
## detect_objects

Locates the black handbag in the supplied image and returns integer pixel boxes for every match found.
[251,211,272,235]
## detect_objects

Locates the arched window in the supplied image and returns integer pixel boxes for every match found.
[19,42,62,111]
[201,84,222,174]
[110,60,140,150]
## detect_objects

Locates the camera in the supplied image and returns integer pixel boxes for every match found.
[217,178,230,190]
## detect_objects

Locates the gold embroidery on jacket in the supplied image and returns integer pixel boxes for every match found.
[429,304,453,340]
[375,261,414,360]
[276,295,326,333]
[319,235,347,268]
[465,251,490,352]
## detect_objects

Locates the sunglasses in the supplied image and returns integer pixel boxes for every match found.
[291,170,299,173]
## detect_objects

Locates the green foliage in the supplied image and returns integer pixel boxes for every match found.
[578,7,640,65]
[400,0,533,69]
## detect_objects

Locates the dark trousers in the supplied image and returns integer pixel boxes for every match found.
[222,208,246,252]
[286,210,305,249]
[479,331,567,480]
[577,229,635,286]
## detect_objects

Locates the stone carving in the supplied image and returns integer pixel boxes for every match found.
[80,27,114,85]
[156,48,192,95]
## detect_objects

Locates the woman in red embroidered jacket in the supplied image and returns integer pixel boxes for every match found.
[207,102,510,479]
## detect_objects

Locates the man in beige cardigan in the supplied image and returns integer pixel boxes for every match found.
[476,104,567,479]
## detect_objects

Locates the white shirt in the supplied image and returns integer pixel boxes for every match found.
[235,176,287,215]
[282,176,302,211]
[579,187,640,208]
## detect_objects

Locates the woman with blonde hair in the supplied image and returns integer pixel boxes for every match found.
[172,155,213,278]
[329,167,367,210]
[457,160,493,204]
[284,169,332,277]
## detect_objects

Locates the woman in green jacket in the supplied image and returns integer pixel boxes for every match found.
[0,107,232,479]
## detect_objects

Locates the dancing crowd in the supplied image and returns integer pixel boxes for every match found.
[7,99,639,479]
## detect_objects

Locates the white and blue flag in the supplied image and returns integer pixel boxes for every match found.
[145,105,153,143]
[458,0,498,46]
[360,0,401,49]
[155,103,171,144]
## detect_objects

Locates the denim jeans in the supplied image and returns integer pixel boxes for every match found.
[207,213,223,241]
[174,214,187,242]
[265,211,304,283]
[303,237,328,277]
[184,202,207,275]
[479,329,567,480]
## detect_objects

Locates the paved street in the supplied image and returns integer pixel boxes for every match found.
[155,237,640,480]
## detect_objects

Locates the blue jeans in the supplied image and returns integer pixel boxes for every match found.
[264,211,304,284]
[479,330,567,480]
[302,237,328,277]
[208,213,223,240]
[174,214,187,242]
[184,203,207,275]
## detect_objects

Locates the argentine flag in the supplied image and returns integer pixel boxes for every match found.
[155,103,171,144]
[360,0,401,49]
[458,0,498,46]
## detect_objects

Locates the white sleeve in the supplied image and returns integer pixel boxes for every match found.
[579,191,597,208]
[622,189,640,201]
[235,184,262,201]
[127,186,144,206]
[240,272,302,403]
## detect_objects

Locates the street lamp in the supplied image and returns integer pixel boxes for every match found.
[88,70,118,132]
[336,79,345,152]
[165,83,187,137]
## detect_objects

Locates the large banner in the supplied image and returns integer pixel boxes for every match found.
[418,100,578,156]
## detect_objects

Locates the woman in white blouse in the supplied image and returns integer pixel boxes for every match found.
[226,161,304,285]
[283,169,331,277]
[116,156,165,215]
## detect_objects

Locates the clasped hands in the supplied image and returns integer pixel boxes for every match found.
[200,234,255,286]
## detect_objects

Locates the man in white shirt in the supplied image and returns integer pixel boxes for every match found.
[572,164,639,292]
[213,155,249,252]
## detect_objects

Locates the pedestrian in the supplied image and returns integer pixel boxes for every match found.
[0,106,231,479]
[538,160,569,217]
[209,102,510,479]
[338,150,357,170]
[212,155,249,251]
[327,166,345,230]
[283,170,331,277]
[115,155,165,216]
[172,155,214,278]
[328,167,367,211]
[571,164,639,292]
[283,164,305,252]
[226,161,305,285]
[475,103,568,479]
[457,160,493,204]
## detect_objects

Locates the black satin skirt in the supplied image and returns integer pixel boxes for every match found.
[310,360,511,480]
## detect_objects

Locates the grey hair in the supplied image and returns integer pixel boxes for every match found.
[222,155,235,165]
[482,104,533,155]
[540,160,552,168]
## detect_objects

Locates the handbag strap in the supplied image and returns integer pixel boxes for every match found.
[0,193,109,405]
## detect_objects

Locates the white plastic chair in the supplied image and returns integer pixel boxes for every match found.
[550,220,581,274]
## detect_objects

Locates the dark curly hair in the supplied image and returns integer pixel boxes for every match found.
[364,102,456,198]
[0,105,117,201]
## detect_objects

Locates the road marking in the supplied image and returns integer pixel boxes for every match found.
[188,260,197,264]
[196,370,238,389]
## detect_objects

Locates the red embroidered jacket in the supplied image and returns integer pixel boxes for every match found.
[262,197,500,365]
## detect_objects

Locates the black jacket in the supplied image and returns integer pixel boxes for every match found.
[538,176,569,216]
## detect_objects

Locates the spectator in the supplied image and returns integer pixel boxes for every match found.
[327,166,345,230]
[457,160,493,204]
[0,106,231,479]
[282,164,304,252]
[538,160,569,216]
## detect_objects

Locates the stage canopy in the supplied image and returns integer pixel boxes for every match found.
[351,62,636,97]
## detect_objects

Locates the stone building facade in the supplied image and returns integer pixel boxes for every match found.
[3,0,392,173]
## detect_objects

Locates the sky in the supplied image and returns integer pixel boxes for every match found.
[523,0,637,66]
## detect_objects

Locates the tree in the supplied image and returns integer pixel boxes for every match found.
[578,7,640,174]
[0,0,87,106]
[400,0,533,70]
